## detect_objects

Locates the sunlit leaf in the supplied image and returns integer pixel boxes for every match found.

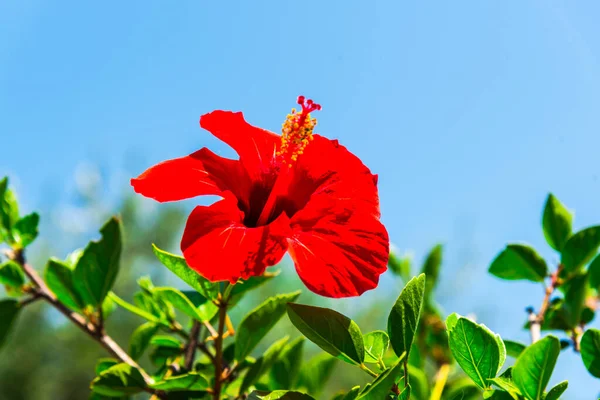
[152,244,217,299]
[542,194,572,252]
[287,302,364,365]
[129,322,160,360]
[447,315,502,389]
[512,335,560,400]
[90,363,146,396]
[581,328,600,378]
[388,274,426,360]
[489,244,547,282]
[561,226,600,273]
[235,291,300,362]
[363,330,389,364]
[73,217,122,307]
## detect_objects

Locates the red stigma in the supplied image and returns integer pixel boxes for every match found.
[296,96,322,121]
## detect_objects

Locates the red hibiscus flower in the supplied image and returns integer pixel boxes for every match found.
[131,97,389,298]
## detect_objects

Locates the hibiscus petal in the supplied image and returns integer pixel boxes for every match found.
[288,201,389,298]
[131,148,248,203]
[200,111,280,177]
[181,195,290,283]
[285,135,380,219]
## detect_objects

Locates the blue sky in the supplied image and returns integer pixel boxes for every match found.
[2,1,600,397]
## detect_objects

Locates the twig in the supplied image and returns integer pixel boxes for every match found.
[359,363,378,378]
[184,321,202,370]
[171,323,215,362]
[203,321,218,339]
[572,327,583,353]
[18,292,43,307]
[9,249,162,397]
[528,308,541,343]
[529,266,562,343]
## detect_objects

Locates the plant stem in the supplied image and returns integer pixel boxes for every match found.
[184,321,202,370]
[10,249,160,395]
[430,364,450,400]
[213,286,231,400]
[403,357,410,388]
[172,323,216,362]
[529,266,562,343]
[360,363,378,378]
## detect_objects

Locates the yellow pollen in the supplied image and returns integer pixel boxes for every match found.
[276,97,321,164]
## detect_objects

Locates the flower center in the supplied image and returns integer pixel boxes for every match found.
[277,96,321,167]
[252,96,321,227]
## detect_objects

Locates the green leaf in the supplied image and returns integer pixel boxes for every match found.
[0,260,25,288]
[235,291,301,362]
[447,316,501,389]
[129,322,160,360]
[74,217,122,307]
[489,244,547,282]
[149,336,184,366]
[13,212,39,247]
[181,290,219,322]
[44,258,84,311]
[287,302,364,365]
[295,353,337,395]
[545,381,568,400]
[249,391,315,400]
[150,345,184,367]
[503,340,526,358]
[150,372,209,391]
[561,226,600,273]
[588,254,600,290]
[0,177,19,243]
[270,337,305,390]
[398,385,410,400]
[562,272,588,327]
[421,245,442,298]
[495,334,506,375]
[0,299,20,350]
[542,194,573,252]
[90,363,146,396]
[154,287,214,321]
[489,377,521,400]
[150,335,182,348]
[388,274,426,359]
[512,335,560,400]
[240,337,289,395]
[357,355,406,399]
[152,244,217,299]
[108,292,167,325]
[95,358,119,375]
[581,328,600,378]
[363,330,389,364]
[388,252,411,281]
[446,312,459,331]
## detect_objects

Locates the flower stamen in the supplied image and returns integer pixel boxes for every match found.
[277,96,321,166]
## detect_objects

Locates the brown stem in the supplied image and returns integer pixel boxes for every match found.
[18,292,43,307]
[529,266,562,343]
[184,321,202,370]
[10,249,160,395]
[572,327,583,353]
[172,324,216,363]
[213,302,228,400]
